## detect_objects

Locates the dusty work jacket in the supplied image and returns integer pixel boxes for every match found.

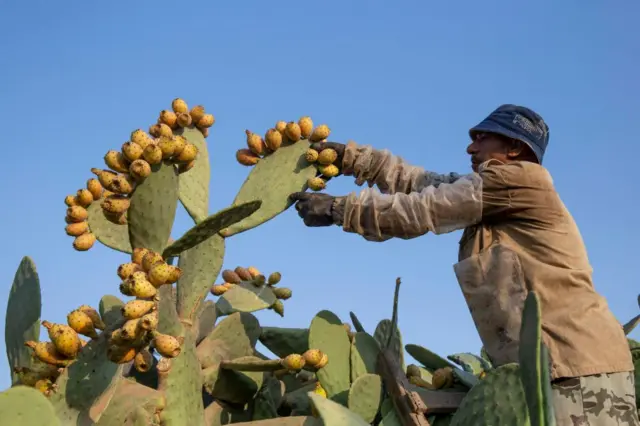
[339,141,633,380]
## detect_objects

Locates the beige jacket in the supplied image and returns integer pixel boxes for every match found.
[340,141,633,380]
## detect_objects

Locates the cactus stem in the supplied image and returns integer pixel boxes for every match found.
[220,358,282,372]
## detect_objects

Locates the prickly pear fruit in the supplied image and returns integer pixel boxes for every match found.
[134,349,154,373]
[73,233,96,251]
[41,321,82,358]
[275,121,287,134]
[65,195,77,207]
[14,365,60,387]
[159,110,178,129]
[75,189,94,207]
[189,105,205,124]
[91,167,117,188]
[172,98,188,114]
[406,365,421,378]
[34,378,56,396]
[265,128,283,151]
[285,122,302,141]
[66,222,89,237]
[129,159,152,181]
[67,309,99,339]
[91,169,134,194]
[305,149,319,163]
[157,136,175,159]
[104,150,130,173]
[78,305,106,330]
[143,144,163,165]
[310,124,330,142]
[176,112,192,127]
[318,164,340,178]
[246,130,266,156]
[148,262,172,287]
[252,275,266,287]
[271,300,285,317]
[153,332,182,358]
[222,269,242,284]
[107,345,137,364]
[122,142,143,162]
[118,262,142,280]
[273,287,292,300]
[200,127,209,138]
[317,148,338,165]
[24,341,73,367]
[247,266,261,278]
[101,195,130,214]
[139,311,158,331]
[315,352,329,369]
[307,177,326,191]
[175,143,198,162]
[132,247,149,265]
[267,272,281,286]
[121,319,143,340]
[281,354,305,371]
[131,129,153,148]
[171,135,187,156]
[222,282,235,290]
[432,367,454,389]
[313,381,327,398]
[197,113,215,128]
[128,273,157,299]
[67,206,88,222]
[166,265,182,284]
[236,149,260,166]
[87,178,103,200]
[235,266,253,281]
[299,116,313,139]
[302,349,327,368]
[211,284,228,296]
[142,251,164,272]
[122,300,156,320]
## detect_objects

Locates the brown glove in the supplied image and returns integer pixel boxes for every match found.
[289,192,346,227]
[310,142,345,168]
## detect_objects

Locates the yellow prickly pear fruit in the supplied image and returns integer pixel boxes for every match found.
[121,141,144,162]
[157,136,176,159]
[175,143,198,162]
[91,168,117,189]
[132,247,149,265]
[143,144,163,165]
[24,341,73,367]
[134,349,154,373]
[197,113,215,128]
[128,274,157,299]
[247,266,261,279]
[64,195,77,207]
[246,130,266,156]
[222,269,242,284]
[148,262,171,287]
[122,300,155,320]
[131,129,153,148]
[75,189,94,207]
[118,262,142,280]
[271,300,285,317]
[108,328,127,346]
[267,272,281,286]
[171,135,187,156]
[65,221,89,237]
[432,367,454,389]
[211,284,228,296]
[73,233,96,251]
[41,321,82,358]
[189,105,206,124]
[273,287,292,300]
[264,128,282,151]
[281,354,305,371]
[315,352,329,369]
[86,178,103,200]
[178,161,195,174]
[91,169,134,195]
[176,112,192,127]
[139,311,159,331]
[172,98,188,114]
[119,280,134,297]
[166,265,182,284]
[318,164,340,178]
[104,150,130,173]
[34,378,55,396]
[406,365,422,379]
[142,251,164,272]
[153,332,182,358]
[159,110,178,129]
[121,319,142,340]
[275,121,287,134]
[234,266,253,281]
[158,123,173,137]
[305,149,319,163]
[317,148,338,165]
[67,206,88,222]
[310,124,331,142]
[148,124,162,138]
[236,149,260,166]
[313,381,327,398]
[129,159,152,181]
[284,122,302,141]
[107,345,137,364]
[78,305,106,330]
[221,282,235,289]
[298,116,313,139]
[307,177,326,192]
[101,195,130,214]
[302,349,327,368]
[67,309,99,339]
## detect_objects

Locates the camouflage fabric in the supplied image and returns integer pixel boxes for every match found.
[552,371,639,425]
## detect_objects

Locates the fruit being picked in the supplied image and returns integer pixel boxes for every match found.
[318,164,340,178]
[236,149,259,166]
[317,148,338,165]
[307,177,326,192]
[310,124,330,142]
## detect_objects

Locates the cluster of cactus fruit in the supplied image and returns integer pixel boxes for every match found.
[3,98,639,426]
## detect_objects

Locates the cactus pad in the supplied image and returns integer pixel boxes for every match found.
[219,140,318,237]
[158,285,183,336]
[259,327,310,358]
[308,310,352,405]
[350,332,381,382]
[447,353,492,375]
[449,364,529,426]
[349,311,366,333]
[347,373,383,423]
[379,407,402,426]
[374,319,405,369]
[197,312,261,368]
[623,314,640,335]
[215,281,277,316]
[98,294,124,328]
[94,380,165,425]
[128,161,179,253]
[196,301,217,345]
[252,376,285,420]
[174,126,210,223]
[405,344,455,371]
[0,385,60,426]
[5,257,41,386]
[86,201,133,254]
[162,200,261,258]
[308,392,370,426]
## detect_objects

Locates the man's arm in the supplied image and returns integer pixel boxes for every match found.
[340,141,462,194]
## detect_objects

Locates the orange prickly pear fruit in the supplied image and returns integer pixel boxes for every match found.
[285,122,302,141]
[65,195,77,207]
[236,149,259,166]
[246,130,266,156]
[176,112,192,127]
[298,116,313,139]
[305,149,319,163]
[310,124,331,142]
[104,150,130,173]
[175,143,198,163]
[317,148,338,165]
[432,367,454,389]
[197,113,215,128]
[157,136,176,159]
[172,98,188,114]
[171,135,187,156]
[247,266,261,279]
[67,309,99,339]
[91,168,117,189]
[142,251,164,272]
[159,110,178,129]
[107,345,137,364]
[139,311,158,331]
[122,141,144,162]
[143,144,163,165]
[65,222,89,237]
[315,352,329,369]
[86,178,103,200]
[101,195,130,214]
[302,349,327,368]
[275,121,287,134]
[121,319,143,340]
[211,284,228,296]
[41,321,83,358]
[129,159,152,181]
[221,269,242,284]
[134,349,154,372]
[24,341,73,367]
[281,354,305,371]
[75,189,94,207]
[234,266,253,281]
[166,265,182,284]
[78,305,106,330]
[189,105,206,124]
[67,206,88,222]
[73,233,96,251]
[131,129,154,148]
[117,262,142,279]
[264,128,282,151]
[152,332,182,358]
[122,300,156,320]
[132,247,149,265]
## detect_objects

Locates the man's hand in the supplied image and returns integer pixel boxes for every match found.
[310,141,346,167]
[289,192,346,227]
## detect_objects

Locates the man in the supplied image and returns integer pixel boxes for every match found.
[290,104,638,425]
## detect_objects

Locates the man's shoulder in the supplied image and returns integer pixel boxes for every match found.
[478,159,554,189]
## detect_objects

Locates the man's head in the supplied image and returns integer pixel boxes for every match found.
[467,104,549,171]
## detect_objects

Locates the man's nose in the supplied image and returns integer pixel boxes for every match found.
[466,141,477,155]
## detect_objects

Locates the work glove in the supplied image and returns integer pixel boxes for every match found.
[289,192,346,227]
[310,142,345,169]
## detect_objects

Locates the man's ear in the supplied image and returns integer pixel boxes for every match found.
[506,140,525,159]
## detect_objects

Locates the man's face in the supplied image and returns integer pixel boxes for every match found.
[466,132,512,172]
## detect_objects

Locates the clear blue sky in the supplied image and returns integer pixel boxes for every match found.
[1,1,638,391]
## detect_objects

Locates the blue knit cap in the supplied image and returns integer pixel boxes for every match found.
[469,104,550,164]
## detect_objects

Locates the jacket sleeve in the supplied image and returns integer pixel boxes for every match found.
[340,160,509,242]
[341,141,462,195]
